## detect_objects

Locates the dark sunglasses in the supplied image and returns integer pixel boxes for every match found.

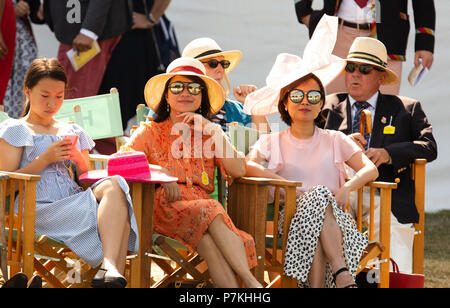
[168,81,204,96]
[345,62,385,75]
[288,89,323,105]
[202,59,231,69]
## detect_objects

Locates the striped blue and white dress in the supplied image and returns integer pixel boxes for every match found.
[0,119,139,267]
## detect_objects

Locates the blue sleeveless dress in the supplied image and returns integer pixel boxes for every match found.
[0,119,139,267]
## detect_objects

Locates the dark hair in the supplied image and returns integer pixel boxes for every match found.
[278,73,326,126]
[21,58,68,117]
[154,75,211,123]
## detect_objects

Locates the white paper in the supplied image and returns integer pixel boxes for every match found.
[408,63,429,87]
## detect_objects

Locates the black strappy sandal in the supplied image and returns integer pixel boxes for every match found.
[332,267,358,288]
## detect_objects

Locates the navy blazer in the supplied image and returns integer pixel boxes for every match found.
[294,0,436,59]
[321,93,437,224]
[43,0,133,45]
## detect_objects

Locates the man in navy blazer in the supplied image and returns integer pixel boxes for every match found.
[321,37,437,274]
[294,0,436,95]
[43,0,133,98]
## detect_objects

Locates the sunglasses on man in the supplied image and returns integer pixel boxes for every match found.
[288,89,323,105]
[202,59,231,69]
[345,62,385,75]
[168,81,204,96]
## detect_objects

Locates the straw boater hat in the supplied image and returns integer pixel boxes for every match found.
[346,37,399,85]
[182,37,242,74]
[144,57,225,115]
[244,15,346,116]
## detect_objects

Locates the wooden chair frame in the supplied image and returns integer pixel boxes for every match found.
[412,159,426,275]
[227,176,397,288]
[1,171,40,281]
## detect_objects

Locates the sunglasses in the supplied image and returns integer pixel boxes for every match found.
[202,59,231,69]
[345,62,385,75]
[168,81,204,96]
[288,89,323,105]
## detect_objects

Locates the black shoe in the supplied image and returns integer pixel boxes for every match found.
[27,275,42,288]
[2,273,28,288]
[91,268,127,288]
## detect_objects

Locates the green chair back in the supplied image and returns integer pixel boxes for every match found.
[54,89,123,140]
[136,105,153,125]
[0,110,9,123]
[228,122,264,155]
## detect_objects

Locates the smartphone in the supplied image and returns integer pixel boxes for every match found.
[62,135,79,146]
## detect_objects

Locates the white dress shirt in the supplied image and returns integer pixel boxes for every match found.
[349,91,379,129]
[337,0,376,24]
[80,28,99,41]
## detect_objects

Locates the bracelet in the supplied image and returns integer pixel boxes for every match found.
[148,13,159,25]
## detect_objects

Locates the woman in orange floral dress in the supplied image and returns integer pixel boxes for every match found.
[122,57,262,288]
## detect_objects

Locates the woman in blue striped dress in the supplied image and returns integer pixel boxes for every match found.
[0,58,139,288]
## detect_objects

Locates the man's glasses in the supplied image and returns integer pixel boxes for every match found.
[202,59,231,69]
[168,81,204,96]
[345,62,385,75]
[288,89,323,105]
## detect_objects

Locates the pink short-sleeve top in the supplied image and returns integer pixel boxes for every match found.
[248,127,362,195]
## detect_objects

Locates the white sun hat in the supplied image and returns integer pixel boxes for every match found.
[244,15,346,116]
[182,37,242,74]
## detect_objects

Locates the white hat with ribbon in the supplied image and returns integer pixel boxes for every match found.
[244,15,345,116]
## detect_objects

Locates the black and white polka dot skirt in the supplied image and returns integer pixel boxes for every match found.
[283,185,368,288]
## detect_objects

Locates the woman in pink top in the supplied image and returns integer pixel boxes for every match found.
[246,73,378,288]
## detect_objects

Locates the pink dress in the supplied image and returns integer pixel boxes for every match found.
[249,126,361,195]
[248,127,368,287]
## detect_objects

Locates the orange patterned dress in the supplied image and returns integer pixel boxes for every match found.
[123,120,256,268]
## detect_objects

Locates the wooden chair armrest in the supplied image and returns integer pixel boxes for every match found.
[0,171,40,182]
[236,177,302,188]
[414,158,427,165]
[88,154,110,161]
[365,181,397,190]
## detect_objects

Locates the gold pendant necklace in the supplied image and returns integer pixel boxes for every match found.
[201,171,209,186]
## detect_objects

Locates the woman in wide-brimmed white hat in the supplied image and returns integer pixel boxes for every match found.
[245,15,379,288]
[182,37,269,132]
[123,57,262,288]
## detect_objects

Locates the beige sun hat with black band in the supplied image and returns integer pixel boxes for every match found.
[182,37,242,74]
[144,57,225,115]
[346,37,399,85]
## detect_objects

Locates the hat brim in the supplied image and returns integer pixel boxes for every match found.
[195,50,242,74]
[144,72,225,115]
[345,58,399,85]
[79,170,178,184]
[244,59,346,116]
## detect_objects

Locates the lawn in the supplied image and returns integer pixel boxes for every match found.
[424,210,450,288]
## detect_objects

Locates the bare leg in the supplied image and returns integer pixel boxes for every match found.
[207,215,262,288]
[197,233,240,288]
[319,205,356,288]
[93,177,131,274]
[308,240,326,288]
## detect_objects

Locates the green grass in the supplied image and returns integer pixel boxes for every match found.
[424,210,450,288]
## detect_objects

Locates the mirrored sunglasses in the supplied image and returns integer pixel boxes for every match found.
[289,89,323,105]
[168,81,204,96]
[202,59,231,69]
[345,62,384,75]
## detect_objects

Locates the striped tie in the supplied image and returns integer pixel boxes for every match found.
[352,101,371,150]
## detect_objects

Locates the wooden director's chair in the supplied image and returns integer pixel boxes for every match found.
[1,172,40,282]
[227,110,399,288]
